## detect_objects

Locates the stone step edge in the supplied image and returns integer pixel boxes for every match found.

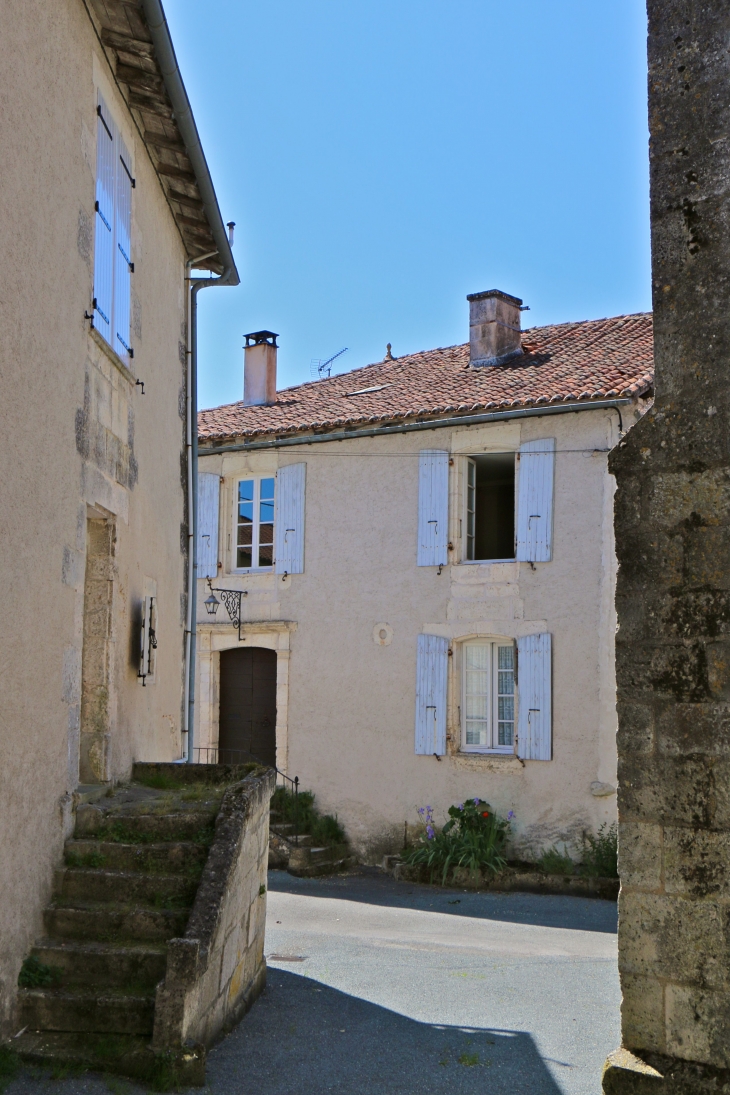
[18,987,156,1006]
[12,1030,206,1087]
[32,938,167,957]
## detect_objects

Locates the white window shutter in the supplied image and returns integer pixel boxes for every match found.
[93,96,115,344]
[275,463,306,574]
[415,634,448,755]
[417,450,449,566]
[516,633,552,760]
[516,438,556,562]
[197,472,220,579]
[114,133,133,360]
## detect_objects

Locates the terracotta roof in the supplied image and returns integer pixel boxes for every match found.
[199,312,654,444]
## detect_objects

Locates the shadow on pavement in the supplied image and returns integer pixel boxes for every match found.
[267,867,618,935]
[207,967,566,1094]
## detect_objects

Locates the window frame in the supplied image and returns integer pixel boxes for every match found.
[232,474,276,573]
[461,454,517,564]
[460,639,516,754]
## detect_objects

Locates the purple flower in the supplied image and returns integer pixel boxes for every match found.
[473,798,480,806]
[417,807,424,816]
[457,803,464,811]
[507,810,515,821]
[426,825,435,840]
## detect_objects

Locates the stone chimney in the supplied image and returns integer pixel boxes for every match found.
[243,330,278,406]
[467,289,523,367]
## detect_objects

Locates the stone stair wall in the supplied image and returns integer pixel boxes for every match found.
[14,762,274,1086]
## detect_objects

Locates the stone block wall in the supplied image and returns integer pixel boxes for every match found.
[153,767,275,1050]
[607,0,730,1081]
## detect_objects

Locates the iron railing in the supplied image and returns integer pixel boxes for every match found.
[192,746,300,844]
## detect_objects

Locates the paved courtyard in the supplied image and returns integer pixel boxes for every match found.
[7,868,619,1095]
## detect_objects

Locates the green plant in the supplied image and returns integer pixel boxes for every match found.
[18,955,63,988]
[538,845,575,875]
[65,849,106,869]
[579,823,618,878]
[270,786,345,847]
[0,1046,20,1093]
[402,799,510,884]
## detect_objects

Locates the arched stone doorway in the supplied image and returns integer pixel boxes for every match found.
[218,646,277,767]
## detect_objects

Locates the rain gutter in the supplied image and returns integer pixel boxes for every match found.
[199,398,635,456]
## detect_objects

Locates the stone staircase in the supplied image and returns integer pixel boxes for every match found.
[268,809,355,877]
[13,779,225,1085]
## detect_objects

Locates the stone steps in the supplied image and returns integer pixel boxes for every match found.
[29,939,167,991]
[287,842,356,878]
[76,805,216,843]
[44,900,189,943]
[65,838,208,874]
[12,1029,204,1086]
[55,867,198,906]
[19,988,155,1035]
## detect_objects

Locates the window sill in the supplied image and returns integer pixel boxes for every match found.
[89,326,135,385]
[459,559,517,566]
[451,752,524,773]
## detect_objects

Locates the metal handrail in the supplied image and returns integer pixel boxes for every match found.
[192,746,300,845]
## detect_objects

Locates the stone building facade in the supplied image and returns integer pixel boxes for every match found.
[0,0,236,1037]
[194,296,653,862]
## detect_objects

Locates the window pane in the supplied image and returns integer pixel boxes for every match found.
[259,523,274,546]
[237,524,253,546]
[238,502,253,522]
[466,695,488,720]
[260,500,275,523]
[466,670,488,695]
[237,546,252,568]
[258,544,273,567]
[238,480,254,502]
[498,645,514,670]
[465,644,489,670]
[498,696,514,721]
[498,671,514,695]
[498,722,514,746]
[466,721,488,745]
[260,477,275,500]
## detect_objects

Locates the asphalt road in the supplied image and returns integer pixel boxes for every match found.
[7,868,619,1095]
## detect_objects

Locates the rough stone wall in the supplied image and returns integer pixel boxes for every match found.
[79,518,117,783]
[610,0,730,1069]
[153,768,275,1051]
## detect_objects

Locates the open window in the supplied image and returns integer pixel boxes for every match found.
[465,453,515,561]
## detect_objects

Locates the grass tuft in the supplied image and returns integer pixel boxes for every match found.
[18,955,63,988]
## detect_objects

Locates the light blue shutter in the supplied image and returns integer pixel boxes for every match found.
[114,134,133,360]
[415,634,448,755]
[197,472,220,579]
[275,463,306,574]
[417,450,449,566]
[93,97,115,344]
[516,439,556,562]
[516,633,552,760]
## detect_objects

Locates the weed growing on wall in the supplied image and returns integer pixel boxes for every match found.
[270,786,346,846]
[403,798,510,884]
[538,824,618,878]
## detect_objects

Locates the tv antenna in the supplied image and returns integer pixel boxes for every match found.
[310,346,348,380]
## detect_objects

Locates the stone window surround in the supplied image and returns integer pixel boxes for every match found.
[195,621,297,774]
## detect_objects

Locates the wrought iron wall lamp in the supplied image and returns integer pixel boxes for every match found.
[205,579,248,640]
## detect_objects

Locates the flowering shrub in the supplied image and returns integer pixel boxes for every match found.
[404,798,511,884]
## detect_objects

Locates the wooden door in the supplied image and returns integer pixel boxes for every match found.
[218,647,277,766]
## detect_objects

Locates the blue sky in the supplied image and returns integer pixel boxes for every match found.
[164,1,650,410]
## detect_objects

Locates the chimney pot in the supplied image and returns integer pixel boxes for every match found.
[467,289,523,367]
[243,330,278,406]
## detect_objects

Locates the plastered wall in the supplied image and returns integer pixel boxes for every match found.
[197,406,632,861]
[0,0,188,1035]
